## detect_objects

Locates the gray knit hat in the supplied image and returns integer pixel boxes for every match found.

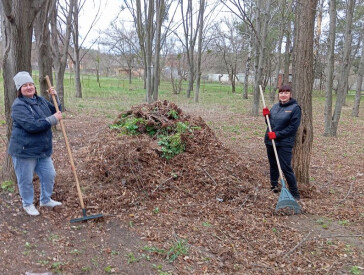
[13,71,34,91]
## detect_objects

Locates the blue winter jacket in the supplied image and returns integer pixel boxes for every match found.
[264,99,301,147]
[8,95,61,158]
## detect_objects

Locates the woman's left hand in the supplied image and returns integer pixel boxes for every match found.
[48,87,57,95]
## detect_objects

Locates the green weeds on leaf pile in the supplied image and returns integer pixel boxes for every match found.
[110,114,200,160]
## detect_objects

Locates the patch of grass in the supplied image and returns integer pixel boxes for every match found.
[316,217,330,229]
[111,250,120,255]
[1,181,15,193]
[349,266,363,275]
[104,265,114,273]
[127,252,139,264]
[166,239,189,263]
[153,207,160,214]
[202,221,212,227]
[69,249,83,255]
[338,220,349,226]
[51,261,65,273]
[81,266,92,272]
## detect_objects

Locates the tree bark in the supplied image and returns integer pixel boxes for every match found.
[352,27,364,117]
[323,0,336,135]
[329,0,355,136]
[291,0,318,186]
[1,0,45,181]
[194,0,205,103]
[252,0,271,116]
[34,0,54,98]
[50,0,74,109]
[72,0,82,98]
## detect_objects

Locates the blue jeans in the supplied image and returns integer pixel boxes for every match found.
[266,145,299,198]
[12,156,56,207]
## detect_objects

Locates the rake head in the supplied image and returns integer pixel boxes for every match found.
[275,186,301,215]
[70,208,104,223]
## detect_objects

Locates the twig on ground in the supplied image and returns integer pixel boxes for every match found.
[152,176,173,193]
[201,168,217,185]
[283,231,312,259]
[313,234,363,239]
[339,180,355,202]
[251,263,273,270]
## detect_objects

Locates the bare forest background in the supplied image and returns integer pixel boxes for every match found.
[0,0,363,190]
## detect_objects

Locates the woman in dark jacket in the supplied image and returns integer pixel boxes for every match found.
[8,71,63,216]
[262,84,301,200]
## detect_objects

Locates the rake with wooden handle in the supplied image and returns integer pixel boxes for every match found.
[259,85,301,214]
[45,75,103,222]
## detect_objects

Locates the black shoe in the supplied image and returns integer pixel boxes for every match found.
[271,185,280,193]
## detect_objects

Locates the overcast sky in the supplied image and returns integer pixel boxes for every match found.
[78,0,122,47]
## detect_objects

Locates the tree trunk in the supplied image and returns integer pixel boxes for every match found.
[34,0,54,98]
[252,0,271,116]
[1,0,45,181]
[329,0,355,136]
[352,27,364,117]
[323,0,336,135]
[283,18,291,85]
[152,0,164,102]
[50,0,74,109]
[291,0,318,187]
[194,0,205,103]
[243,40,252,99]
[72,0,82,98]
[271,0,286,103]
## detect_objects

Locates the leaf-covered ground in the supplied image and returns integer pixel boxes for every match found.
[0,98,363,274]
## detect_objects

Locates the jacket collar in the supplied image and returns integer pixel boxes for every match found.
[20,95,39,105]
[279,98,297,107]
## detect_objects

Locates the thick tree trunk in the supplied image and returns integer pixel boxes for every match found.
[1,0,45,181]
[291,0,318,187]
[323,0,336,135]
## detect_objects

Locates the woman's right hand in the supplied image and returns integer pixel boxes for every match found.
[54,111,62,121]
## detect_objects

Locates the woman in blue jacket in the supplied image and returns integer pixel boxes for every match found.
[8,71,63,216]
[262,84,301,200]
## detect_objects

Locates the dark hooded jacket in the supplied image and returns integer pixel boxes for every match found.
[264,99,301,147]
[8,95,60,158]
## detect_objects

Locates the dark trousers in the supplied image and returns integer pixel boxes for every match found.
[266,144,299,198]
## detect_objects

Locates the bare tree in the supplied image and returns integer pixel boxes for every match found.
[352,26,364,117]
[323,0,336,136]
[102,23,141,84]
[1,0,46,181]
[213,19,243,94]
[291,0,318,186]
[194,0,206,103]
[50,0,75,108]
[125,0,173,103]
[327,0,355,136]
[34,0,54,98]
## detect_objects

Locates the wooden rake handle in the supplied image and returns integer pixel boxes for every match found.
[259,85,285,181]
[45,75,85,209]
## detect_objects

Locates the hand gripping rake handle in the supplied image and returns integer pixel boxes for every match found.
[259,85,285,186]
[45,75,85,209]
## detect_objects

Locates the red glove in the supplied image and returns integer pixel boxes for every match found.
[262,107,270,117]
[268,131,276,140]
